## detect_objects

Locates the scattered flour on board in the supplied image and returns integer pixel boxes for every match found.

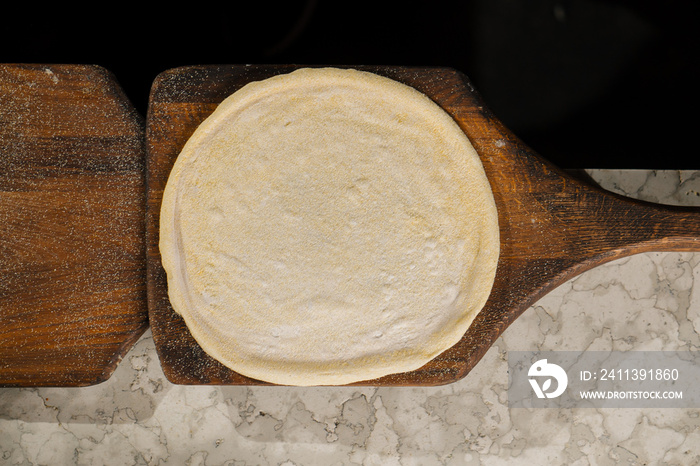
[43,67,59,84]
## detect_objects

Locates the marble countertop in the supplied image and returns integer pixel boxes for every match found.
[1,169,699,465]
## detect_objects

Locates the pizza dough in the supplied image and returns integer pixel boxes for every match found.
[159,67,499,386]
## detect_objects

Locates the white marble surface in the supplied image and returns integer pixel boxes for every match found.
[1,169,699,465]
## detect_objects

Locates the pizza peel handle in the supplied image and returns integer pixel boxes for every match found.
[145,64,699,386]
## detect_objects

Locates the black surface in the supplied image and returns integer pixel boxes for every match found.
[3,0,698,169]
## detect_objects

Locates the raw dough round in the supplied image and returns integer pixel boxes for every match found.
[159,67,499,385]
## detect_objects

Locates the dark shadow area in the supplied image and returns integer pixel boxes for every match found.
[2,0,697,169]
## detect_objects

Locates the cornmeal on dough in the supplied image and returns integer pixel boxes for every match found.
[159,67,499,385]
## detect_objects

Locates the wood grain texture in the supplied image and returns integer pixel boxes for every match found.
[0,64,148,387]
[146,64,700,386]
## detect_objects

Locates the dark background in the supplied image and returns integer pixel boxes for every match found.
[3,0,698,169]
